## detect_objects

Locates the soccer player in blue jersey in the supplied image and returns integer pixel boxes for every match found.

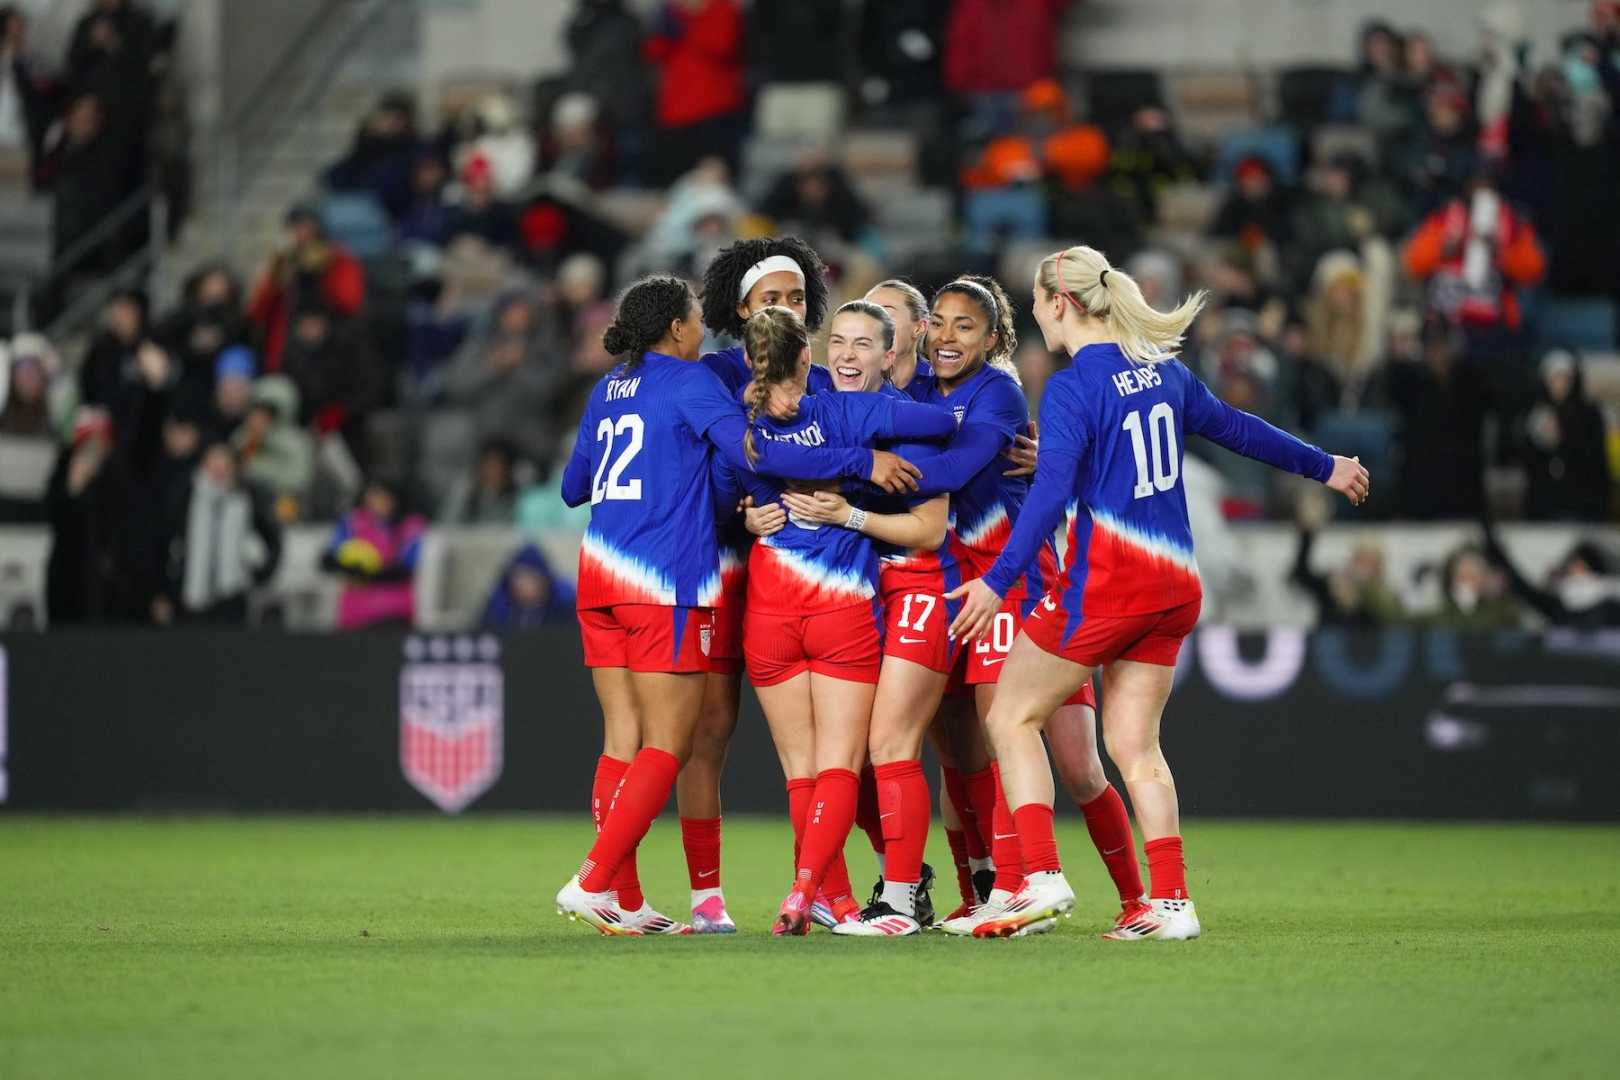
[716,306,956,935]
[675,236,838,932]
[948,245,1370,940]
[553,276,923,936]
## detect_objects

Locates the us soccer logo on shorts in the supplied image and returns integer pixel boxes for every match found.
[700,624,712,657]
[399,635,504,813]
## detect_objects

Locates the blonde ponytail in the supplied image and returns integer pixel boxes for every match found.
[1038,245,1207,365]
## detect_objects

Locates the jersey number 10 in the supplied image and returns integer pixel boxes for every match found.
[1121,402,1179,499]
[591,414,644,504]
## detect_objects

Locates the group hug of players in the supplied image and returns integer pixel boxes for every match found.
[553,235,1370,939]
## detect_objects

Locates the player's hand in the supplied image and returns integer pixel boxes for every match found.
[869,450,921,494]
[1003,420,1039,477]
[781,489,851,527]
[743,496,786,537]
[1325,455,1371,507]
[945,577,1003,643]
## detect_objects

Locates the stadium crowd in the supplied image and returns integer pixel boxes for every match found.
[0,0,1617,630]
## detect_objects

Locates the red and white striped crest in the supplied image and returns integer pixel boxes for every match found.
[400,635,504,813]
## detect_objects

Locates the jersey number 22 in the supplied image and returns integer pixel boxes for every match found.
[591,414,644,504]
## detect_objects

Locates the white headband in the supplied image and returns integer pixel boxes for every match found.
[738,255,805,301]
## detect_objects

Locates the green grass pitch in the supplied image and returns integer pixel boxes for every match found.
[2,815,1617,1079]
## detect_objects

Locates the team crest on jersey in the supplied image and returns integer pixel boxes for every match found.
[400,635,504,813]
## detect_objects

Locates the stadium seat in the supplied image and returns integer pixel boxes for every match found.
[1167,70,1260,149]
[754,83,844,142]
[1082,69,1165,130]
[1311,124,1379,171]
[320,192,395,261]
[1535,296,1618,352]
[1311,409,1396,519]
[1276,66,1353,132]
[1213,125,1301,187]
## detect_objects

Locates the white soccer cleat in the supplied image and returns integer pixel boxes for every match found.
[555,877,641,936]
[1102,897,1201,941]
[937,888,1016,936]
[972,872,1076,939]
[618,902,692,935]
[831,902,921,937]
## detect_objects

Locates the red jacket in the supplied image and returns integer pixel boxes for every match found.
[1403,199,1546,331]
[645,1,745,128]
[247,246,365,371]
[944,0,1065,94]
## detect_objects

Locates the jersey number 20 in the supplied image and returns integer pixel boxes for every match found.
[591,414,643,504]
[1122,403,1178,499]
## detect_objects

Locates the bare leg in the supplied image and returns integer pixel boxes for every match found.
[676,670,740,818]
[1098,660,1178,841]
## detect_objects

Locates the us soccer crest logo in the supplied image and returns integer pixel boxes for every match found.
[400,635,504,813]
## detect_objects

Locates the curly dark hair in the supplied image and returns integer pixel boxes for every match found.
[933,274,1020,381]
[602,275,695,368]
[700,235,830,340]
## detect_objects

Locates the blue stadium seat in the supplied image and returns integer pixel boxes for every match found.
[320,192,395,261]
[1212,126,1300,187]
[1535,295,1618,352]
[1311,408,1396,518]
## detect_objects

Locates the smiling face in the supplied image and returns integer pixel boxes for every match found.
[927,291,996,385]
[737,270,806,324]
[826,311,893,392]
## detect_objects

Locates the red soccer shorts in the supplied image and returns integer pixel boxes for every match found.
[1025,594,1201,669]
[707,600,745,675]
[578,604,714,674]
[744,603,882,687]
[964,596,1094,707]
[880,582,965,675]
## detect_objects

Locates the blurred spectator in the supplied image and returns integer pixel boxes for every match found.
[78,291,180,430]
[0,337,53,437]
[247,205,366,371]
[1303,251,1383,406]
[321,478,425,630]
[1210,155,1294,256]
[1032,87,1142,255]
[1475,1,1524,163]
[153,263,248,391]
[398,152,452,246]
[0,6,55,182]
[451,93,535,199]
[45,407,127,623]
[1387,319,1490,520]
[1288,152,1406,289]
[1391,80,1477,213]
[1291,505,1406,626]
[857,0,945,109]
[1402,177,1546,354]
[1107,105,1198,225]
[324,92,419,220]
[747,0,842,85]
[638,157,742,274]
[960,133,1045,252]
[64,0,155,133]
[944,0,1065,141]
[563,0,652,181]
[444,291,559,464]
[1483,526,1620,629]
[1348,20,1414,144]
[760,151,872,245]
[480,543,575,629]
[0,336,61,523]
[446,155,520,251]
[1518,350,1612,521]
[150,441,281,625]
[543,92,616,190]
[233,375,314,522]
[278,305,385,459]
[399,254,472,404]
[645,0,746,183]
[439,438,520,524]
[39,93,138,275]
[1430,542,1520,629]
[208,345,254,442]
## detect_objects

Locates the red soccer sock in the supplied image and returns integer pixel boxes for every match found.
[942,764,989,861]
[854,765,886,856]
[990,764,1024,895]
[591,755,643,909]
[873,759,929,885]
[1145,835,1188,900]
[794,768,859,898]
[964,766,998,861]
[786,777,815,865]
[1012,803,1061,875]
[945,827,974,903]
[821,849,855,904]
[1080,785,1144,903]
[680,816,722,891]
[579,748,678,894]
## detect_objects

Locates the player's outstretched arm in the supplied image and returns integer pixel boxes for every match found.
[1324,455,1371,507]
[780,490,948,550]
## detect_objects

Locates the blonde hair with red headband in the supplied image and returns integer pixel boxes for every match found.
[1037,244,1207,365]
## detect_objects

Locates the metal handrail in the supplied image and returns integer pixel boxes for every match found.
[34,185,152,290]
[43,196,168,341]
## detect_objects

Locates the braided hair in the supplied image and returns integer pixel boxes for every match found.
[601,275,695,371]
[740,307,810,465]
[933,275,1021,384]
[700,235,830,339]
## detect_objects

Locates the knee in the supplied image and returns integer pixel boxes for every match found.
[1103,727,1163,775]
[1059,758,1109,805]
[983,701,1037,748]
